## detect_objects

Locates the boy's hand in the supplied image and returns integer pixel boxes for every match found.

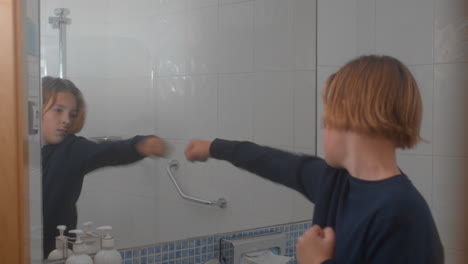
[185,139,212,162]
[137,136,167,157]
[296,225,335,264]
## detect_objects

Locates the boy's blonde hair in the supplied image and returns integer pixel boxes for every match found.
[322,55,422,149]
[42,76,86,134]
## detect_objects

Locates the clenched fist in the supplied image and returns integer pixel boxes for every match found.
[296,225,335,264]
[136,136,167,157]
[185,139,212,162]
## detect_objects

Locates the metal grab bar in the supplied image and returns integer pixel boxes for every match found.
[166,160,227,209]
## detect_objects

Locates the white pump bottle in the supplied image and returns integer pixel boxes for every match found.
[94,226,122,264]
[47,225,73,260]
[65,229,94,264]
[83,221,100,254]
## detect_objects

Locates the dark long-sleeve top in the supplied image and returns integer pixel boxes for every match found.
[210,139,444,264]
[41,134,149,257]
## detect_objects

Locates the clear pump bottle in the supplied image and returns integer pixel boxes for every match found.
[94,226,122,264]
[83,221,100,254]
[47,225,73,260]
[65,229,94,264]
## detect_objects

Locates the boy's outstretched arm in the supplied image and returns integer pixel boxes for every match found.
[77,135,167,174]
[185,138,329,203]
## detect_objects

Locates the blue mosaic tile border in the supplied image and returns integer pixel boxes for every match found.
[120,220,312,264]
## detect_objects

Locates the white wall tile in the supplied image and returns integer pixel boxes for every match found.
[253,0,295,72]
[356,0,376,55]
[316,66,339,154]
[159,0,188,13]
[72,77,155,138]
[220,0,252,5]
[253,72,294,147]
[188,0,218,9]
[433,156,466,208]
[433,204,468,251]
[292,191,314,221]
[156,76,187,139]
[294,71,317,149]
[185,75,218,139]
[199,162,288,233]
[153,197,221,243]
[187,6,219,75]
[398,65,434,156]
[80,159,157,199]
[218,1,254,73]
[396,154,433,207]
[68,36,153,79]
[242,170,295,222]
[218,73,254,141]
[375,0,434,65]
[432,157,468,252]
[77,191,158,249]
[40,35,60,77]
[157,11,188,76]
[434,0,468,63]
[317,0,357,66]
[433,63,468,157]
[293,0,317,71]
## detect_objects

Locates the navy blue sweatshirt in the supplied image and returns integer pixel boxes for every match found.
[41,134,148,257]
[210,139,444,264]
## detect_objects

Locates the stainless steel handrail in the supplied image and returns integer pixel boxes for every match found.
[166,160,227,209]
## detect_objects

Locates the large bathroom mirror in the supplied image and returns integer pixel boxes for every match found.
[39,0,316,259]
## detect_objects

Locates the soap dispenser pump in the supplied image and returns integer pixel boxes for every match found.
[83,221,100,254]
[65,229,94,264]
[47,225,73,260]
[94,226,122,264]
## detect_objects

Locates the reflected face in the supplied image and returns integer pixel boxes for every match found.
[42,92,78,144]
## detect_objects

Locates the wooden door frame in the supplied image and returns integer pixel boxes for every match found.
[0,0,30,263]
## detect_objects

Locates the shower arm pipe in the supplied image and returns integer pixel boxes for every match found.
[58,21,67,78]
[49,8,71,78]
[166,160,227,209]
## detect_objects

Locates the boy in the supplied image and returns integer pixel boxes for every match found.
[184,55,444,264]
[41,76,167,257]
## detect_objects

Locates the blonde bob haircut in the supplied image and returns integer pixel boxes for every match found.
[42,76,86,134]
[322,55,422,149]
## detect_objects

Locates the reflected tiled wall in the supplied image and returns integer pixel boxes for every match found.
[317,0,467,263]
[40,0,316,249]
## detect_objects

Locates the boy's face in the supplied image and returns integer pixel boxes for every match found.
[323,127,346,168]
[42,92,78,144]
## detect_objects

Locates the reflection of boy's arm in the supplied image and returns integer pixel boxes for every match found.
[186,138,329,203]
[75,135,165,174]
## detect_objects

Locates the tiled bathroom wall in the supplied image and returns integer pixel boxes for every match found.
[40,0,316,249]
[317,0,467,263]
[119,220,311,264]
